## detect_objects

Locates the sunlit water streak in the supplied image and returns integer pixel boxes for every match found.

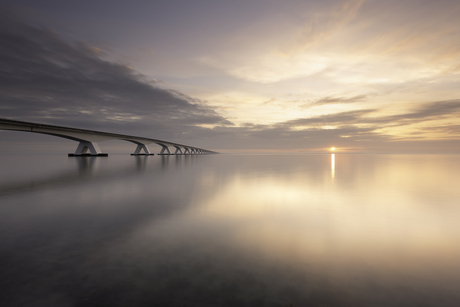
[1,154,460,306]
[331,153,335,179]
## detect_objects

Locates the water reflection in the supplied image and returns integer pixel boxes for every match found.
[1,154,460,306]
[0,154,187,197]
[331,153,335,179]
[75,156,99,173]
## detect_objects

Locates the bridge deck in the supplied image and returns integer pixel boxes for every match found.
[0,118,216,156]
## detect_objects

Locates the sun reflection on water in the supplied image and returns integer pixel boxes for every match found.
[4,154,460,306]
[158,155,460,275]
[331,153,335,179]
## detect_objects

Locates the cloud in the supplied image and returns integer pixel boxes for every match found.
[1,3,459,153]
[313,94,368,106]
[205,0,460,87]
[403,100,460,120]
[282,0,365,55]
[0,5,231,142]
[283,99,460,132]
[363,100,460,126]
[204,99,460,149]
[278,109,375,127]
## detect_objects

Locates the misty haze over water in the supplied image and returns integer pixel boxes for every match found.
[1,154,460,307]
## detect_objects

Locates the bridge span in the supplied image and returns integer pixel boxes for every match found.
[0,118,217,156]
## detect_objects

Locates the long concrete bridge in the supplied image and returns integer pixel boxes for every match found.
[0,118,217,156]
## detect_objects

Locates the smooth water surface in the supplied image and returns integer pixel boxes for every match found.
[1,154,460,307]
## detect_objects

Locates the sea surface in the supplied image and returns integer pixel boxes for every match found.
[1,153,460,307]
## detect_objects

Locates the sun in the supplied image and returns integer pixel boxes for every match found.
[330,147,336,151]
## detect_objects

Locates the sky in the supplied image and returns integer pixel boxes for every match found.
[1,0,460,153]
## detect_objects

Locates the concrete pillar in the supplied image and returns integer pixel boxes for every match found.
[131,143,153,155]
[174,146,183,155]
[69,141,107,156]
[158,144,171,155]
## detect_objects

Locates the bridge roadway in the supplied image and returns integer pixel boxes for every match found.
[0,118,217,156]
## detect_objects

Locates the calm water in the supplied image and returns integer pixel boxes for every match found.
[1,154,460,307]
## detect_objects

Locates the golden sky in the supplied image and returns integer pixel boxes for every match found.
[1,0,460,152]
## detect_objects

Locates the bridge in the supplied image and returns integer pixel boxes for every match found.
[0,118,217,156]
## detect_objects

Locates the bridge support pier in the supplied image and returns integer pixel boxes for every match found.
[158,144,172,155]
[69,141,108,157]
[174,146,183,155]
[131,143,154,156]
[0,118,217,156]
